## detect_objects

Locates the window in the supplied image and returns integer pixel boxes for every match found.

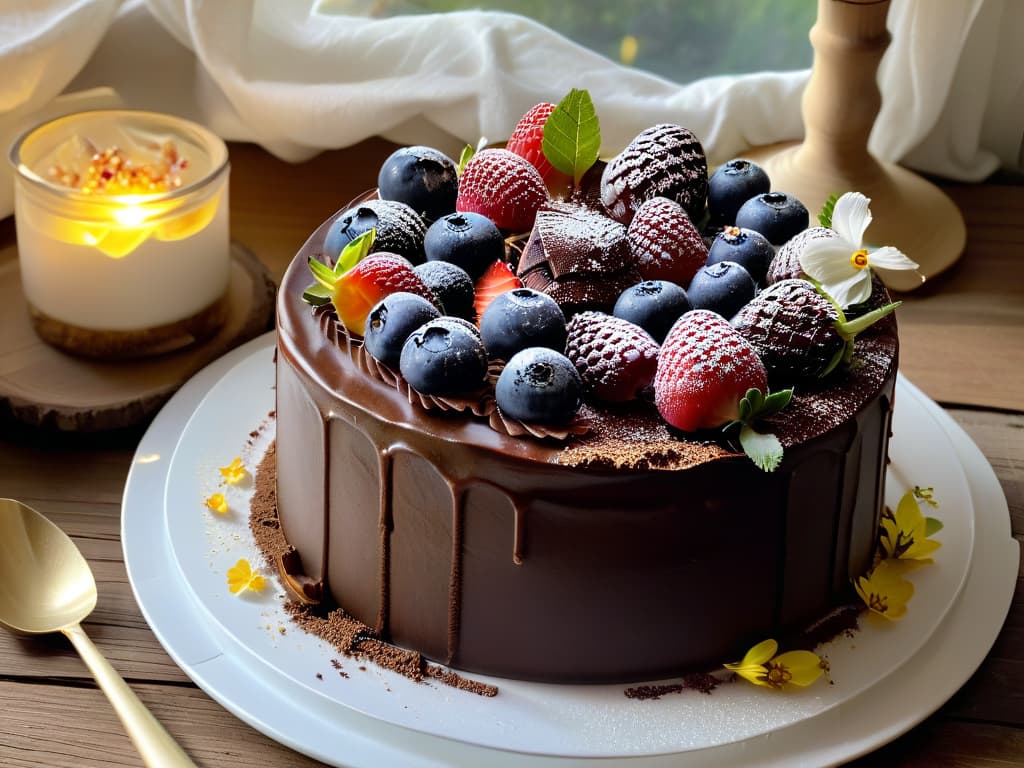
[372,0,816,82]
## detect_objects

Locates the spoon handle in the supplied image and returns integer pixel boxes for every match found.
[63,623,197,767]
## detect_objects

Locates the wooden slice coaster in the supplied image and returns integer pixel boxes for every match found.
[0,242,275,431]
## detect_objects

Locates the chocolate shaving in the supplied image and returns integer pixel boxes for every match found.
[276,547,324,605]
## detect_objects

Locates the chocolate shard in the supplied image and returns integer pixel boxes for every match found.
[600,124,708,224]
[544,267,642,315]
[277,546,324,605]
[536,204,630,279]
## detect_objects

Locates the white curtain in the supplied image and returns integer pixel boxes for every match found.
[1,0,1021,218]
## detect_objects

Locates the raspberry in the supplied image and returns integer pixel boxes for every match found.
[565,312,659,403]
[456,149,549,232]
[654,310,767,431]
[627,197,707,285]
[731,279,842,384]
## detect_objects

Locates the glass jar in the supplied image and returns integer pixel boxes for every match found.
[10,110,230,358]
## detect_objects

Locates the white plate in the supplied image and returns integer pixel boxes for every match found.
[123,333,1017,767]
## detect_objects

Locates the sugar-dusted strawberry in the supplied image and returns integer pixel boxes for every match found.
[307,231,438,335]
[456,148,549,232]
[654,310,767,432]
[655,310,793,471]
[506,103,574,195]
[565,312,659,402]
[627,197,707,285]
[473,259,522,324]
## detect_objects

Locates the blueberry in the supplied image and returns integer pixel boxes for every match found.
[479,288,567,362]
[363,292,441,370]
[400,317,488,396]
[612,280,691,343]
[687,262,757,320]
[734,192,809,245]
[707,159,771,226]
[413,261,475,321]
[424,212,505,281]
[495,348,582,424]
[706,226,775,285]
[324,199,427,264]
[378,146,458,222]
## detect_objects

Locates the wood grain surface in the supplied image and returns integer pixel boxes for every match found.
[1,141,1021,767]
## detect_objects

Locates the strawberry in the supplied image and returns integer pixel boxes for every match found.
[627,197,707,285]
[654,310,794,472]
[565,312,659,402]
[473,259,522,324]
[456,149,549,232]
[654,310,767,432]
[306,231,438,335]
[506,103,573,195]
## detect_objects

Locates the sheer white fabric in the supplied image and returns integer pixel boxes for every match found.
[1,0,1021,218]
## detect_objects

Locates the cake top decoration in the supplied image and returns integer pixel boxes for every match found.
[798,191,920,308]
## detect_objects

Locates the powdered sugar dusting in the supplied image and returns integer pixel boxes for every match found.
[628,196,707,282]
[600,124,708,223]
[456,148,548,231]
[654,310,767,431]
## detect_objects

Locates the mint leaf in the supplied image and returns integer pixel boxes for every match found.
[763,389,793,413]
[308,256,338,292]
[334,228,376,275]
[542,88,601,185]
[302,282,332,306]
[458,144,475,176]
[739,425,784,473]
[818,192,841,228]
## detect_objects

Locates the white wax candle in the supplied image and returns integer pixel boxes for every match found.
[10,110,230,335]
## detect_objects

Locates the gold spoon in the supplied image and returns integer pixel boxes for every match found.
[0,498,196,767]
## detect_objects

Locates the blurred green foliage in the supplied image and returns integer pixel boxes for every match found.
[374,0,816,82]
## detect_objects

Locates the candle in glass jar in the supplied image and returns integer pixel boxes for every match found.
[9,110,230,358]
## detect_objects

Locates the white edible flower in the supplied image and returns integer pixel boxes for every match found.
[798,192,920,308]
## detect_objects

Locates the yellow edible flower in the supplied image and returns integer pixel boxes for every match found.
[205,493,228,515]
[724,638,824,690]
[854,559,914,620]
[227,558,266,595]
[219,457,247,485]
[881,489,942,561]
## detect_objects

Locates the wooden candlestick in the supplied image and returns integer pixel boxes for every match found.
[744,0,966,291]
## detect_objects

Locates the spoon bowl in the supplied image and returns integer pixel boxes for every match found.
[0,498,195,767]
[0,497,97,635]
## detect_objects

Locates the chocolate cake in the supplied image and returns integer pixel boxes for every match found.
[271,94,904,685]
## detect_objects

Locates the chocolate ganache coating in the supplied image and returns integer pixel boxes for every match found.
[275,211,897,684]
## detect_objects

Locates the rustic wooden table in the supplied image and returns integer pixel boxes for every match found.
[1,141,1021,767]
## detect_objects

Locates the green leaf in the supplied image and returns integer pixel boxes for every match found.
[738,397,752,423]
[818,192,841,228]
[745,388,764,413]
[739,387,793,424]
[924,517,945,537]
[739,424,784,472]
[542,88,601,185]
[820,343,847,378]
[308,257,338,292]
[457,144,475,176]
[334,228,376,275]
[302,282,332,306]
[763,389,793,414]
[835,301,901,340]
